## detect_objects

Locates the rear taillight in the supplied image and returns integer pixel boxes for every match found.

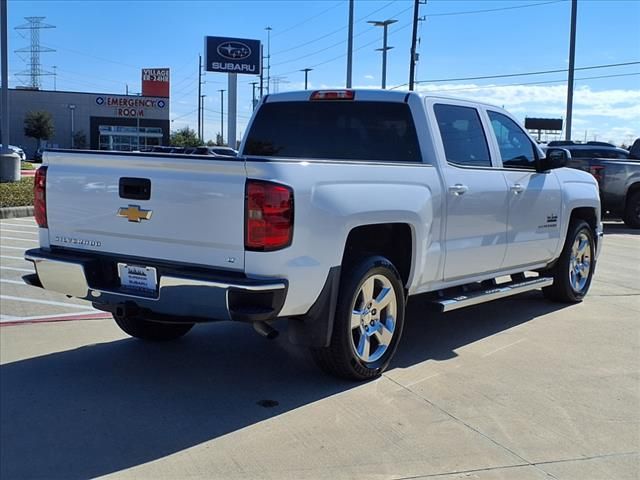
[589,165,605,185]
[310,90,355,101]
[34,166,48,228]
[245,180,293,251]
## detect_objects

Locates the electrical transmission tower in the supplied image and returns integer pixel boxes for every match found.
[15,17,55,89]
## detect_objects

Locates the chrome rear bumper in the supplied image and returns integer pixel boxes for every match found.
[24,249,287,323]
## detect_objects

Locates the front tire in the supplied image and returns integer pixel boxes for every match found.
[311,256,405,380]
[543,219,595,303]
[623,190,640,229]
[113,314,194,341]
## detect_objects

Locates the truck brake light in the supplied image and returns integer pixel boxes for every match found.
[310,90,355,101]
[34,166,48,228]
[245,180,294,251]
[589,165,605,185]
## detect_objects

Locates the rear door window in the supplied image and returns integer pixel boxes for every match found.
[433,104,491,167]
[244,101,421,162]
[488,111,537,169]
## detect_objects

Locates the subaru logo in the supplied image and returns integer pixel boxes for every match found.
[217,41,252,60]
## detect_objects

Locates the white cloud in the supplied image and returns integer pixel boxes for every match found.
[415,83,640,145]
[364,74,375,80]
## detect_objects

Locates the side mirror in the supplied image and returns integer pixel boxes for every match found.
[538,147,570,172]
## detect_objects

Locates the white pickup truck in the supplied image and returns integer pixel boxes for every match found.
[24,90,602,380]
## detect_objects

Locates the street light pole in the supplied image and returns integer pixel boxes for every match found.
[368,19,397,89]
[68,104,76,149]
[565,0,577,141]
[300,68,313,90]
[218,89,225,145]
[250,81,258,110]
[265,26,272,94]
[346,0,354,88]
[200,94,206,142]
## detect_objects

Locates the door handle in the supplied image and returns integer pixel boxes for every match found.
[448,184,469,196]
[510,183,525,194]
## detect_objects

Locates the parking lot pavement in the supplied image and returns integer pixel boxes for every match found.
[1,222,638,480]
[0,217,108,324]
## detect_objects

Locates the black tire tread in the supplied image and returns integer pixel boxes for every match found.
[623,190,640,229]
[311,256,405,380]
[542,219,594,303]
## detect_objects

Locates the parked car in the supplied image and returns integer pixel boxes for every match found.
[24,90,602,380]
[0,144,26,162]
[545,140,640,228]
[189,146,238,157]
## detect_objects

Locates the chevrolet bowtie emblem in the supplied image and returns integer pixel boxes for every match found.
[118,205,153,223]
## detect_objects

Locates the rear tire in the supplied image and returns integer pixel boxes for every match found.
[542,219,595,303]
[113,314,194,341]
[310,256,405,381]
[623,190,640,229]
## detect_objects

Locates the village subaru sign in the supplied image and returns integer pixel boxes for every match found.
[205,36,261,74]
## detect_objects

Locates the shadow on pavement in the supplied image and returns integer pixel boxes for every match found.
[1,291,567,479]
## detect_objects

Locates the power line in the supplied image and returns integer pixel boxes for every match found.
[171,108,199,122]
[272,1,399,57]
[423,0,565,17]
[277,19,413,77]
[412,72,640,94]
[389,61,640,89]
[272,1,345,38]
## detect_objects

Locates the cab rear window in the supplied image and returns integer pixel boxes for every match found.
[244,101,421,162]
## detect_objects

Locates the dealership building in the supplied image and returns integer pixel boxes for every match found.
[6,87,170,158]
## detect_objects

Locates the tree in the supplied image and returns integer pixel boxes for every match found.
[73,130,87,149]
[24,111,54,148]
[170,127,200,147]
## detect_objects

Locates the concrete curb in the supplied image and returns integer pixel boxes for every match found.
[0,206,34,219]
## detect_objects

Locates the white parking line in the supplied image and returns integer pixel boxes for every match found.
[0,228,38,236]
[1,236,38,243]
[0,245,26,251]
[0,279,27,285]
[0,223,38,229]
[3,217,35,222]
[0,228,38,237]
[0,310,105,324]
[0,295,91,310]
[0,254,29,261]
[0,266,33,273]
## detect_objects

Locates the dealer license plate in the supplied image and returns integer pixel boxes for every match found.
[117,263,158,294]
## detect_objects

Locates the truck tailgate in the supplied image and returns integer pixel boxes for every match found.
[44,151,246,271]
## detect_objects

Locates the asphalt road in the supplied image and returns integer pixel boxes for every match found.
[1,219,638,479]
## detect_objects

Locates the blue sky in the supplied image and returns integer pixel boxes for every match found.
[7,0,640,145]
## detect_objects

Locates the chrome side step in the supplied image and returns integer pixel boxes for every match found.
[432,277,554,313]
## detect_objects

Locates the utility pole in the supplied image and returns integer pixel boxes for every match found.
[300,68,313,90]
[265,26,272,94]
[368,19,397,89]
[565,0,577,141]
[250,81,258,110]
[409,0,420,91]
[200,94,206,142]
[1,0,20,183]
[346,0,354,88]
[197,55,202,142]
[53,65,57,91]
[218,89,225,145]
[259,45,264,98]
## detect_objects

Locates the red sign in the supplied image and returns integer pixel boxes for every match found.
[142,68,170,97]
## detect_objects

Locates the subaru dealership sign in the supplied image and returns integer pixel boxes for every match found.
[205,36,261,75]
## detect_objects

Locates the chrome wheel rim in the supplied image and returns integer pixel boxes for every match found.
[569,232,592,292]
[350,274,397,363]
